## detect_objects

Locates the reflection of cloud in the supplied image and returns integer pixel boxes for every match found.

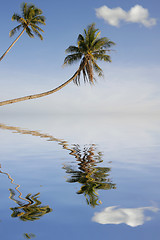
[95,5,156,27]
[92,206,159,227]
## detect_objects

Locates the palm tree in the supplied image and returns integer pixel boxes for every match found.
[0,23,115,106]
[63,23,115,85]
[0,2,46,62]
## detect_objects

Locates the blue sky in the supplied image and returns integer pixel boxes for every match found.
[0,0,160,114]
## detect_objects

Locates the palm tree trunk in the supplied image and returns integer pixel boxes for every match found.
[0,28,26,62]
[0,70,79,106]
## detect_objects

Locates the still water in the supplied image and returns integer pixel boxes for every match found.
[0,114,160,239]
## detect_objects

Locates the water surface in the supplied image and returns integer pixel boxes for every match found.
[0,114,160,239]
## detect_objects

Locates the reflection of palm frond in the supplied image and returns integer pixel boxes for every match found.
[63,144,116,207]
[10,193,52,221]
[24,233,36,239]
[0,163,52,222]
[0,123,116,209]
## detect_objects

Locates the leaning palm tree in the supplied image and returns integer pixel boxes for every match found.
[0,23,115,106]
[0,2,46,62]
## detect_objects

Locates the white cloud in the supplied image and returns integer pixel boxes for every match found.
[95,5,156,27]
[92,206,159,227]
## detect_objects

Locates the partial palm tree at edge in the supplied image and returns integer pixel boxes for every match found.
[0,23,115,106]
[0,2,46,62]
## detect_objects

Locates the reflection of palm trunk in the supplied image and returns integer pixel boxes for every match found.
[78,145,96,172]
[0,122,116,208]
[0,164,31,205]
[0,70,79,106]
[0,164,52,221]
[0,123,99,164]
[0,123,86,203]
[0,123,80,156]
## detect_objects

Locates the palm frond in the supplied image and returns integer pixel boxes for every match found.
[77,57,95,85]
[65,46,80,54]
[92,61,103,77]
[34,8,43,16]
[26,4,35,20]
[89,25,99,46]
[85,23,99,48]
[31,15,46,25]
[73,72,81,85]
[21,2,27,19]
[91,30,101,47]
[78,41,88,53]
[93,53,112,62]
[12,14,27,27]
[93,49,108,55]
[30,23,44,33]
[9,24,22,37]
[82,68,87,84]
[12,13,22,22]
[92,37,112,51]
[104,40,116,48]
[28,7,35,21]
[77,34,84,44]
[25,26,34,38]
[31,26,43,40]
[64,53,82,65]
[73,57,87,85]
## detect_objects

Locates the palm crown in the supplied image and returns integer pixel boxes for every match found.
[10,2,46,40]
[64,23,115,85]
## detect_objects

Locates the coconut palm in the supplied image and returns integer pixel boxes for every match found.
[0,23,115,106]
[0,2,46,62]
[64,23,115,85]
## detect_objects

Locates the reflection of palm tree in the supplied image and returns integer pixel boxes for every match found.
[10,191,52,221]
[0,123,116,207]
[0,164,30,204]
[0,164,52,221]
[63,145,116,207]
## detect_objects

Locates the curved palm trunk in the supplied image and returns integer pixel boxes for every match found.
[0,28,26,62]
[0,70,79,106]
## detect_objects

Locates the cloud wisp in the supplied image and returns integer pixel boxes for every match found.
[95,5,156,27]
[92,206,159,227]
